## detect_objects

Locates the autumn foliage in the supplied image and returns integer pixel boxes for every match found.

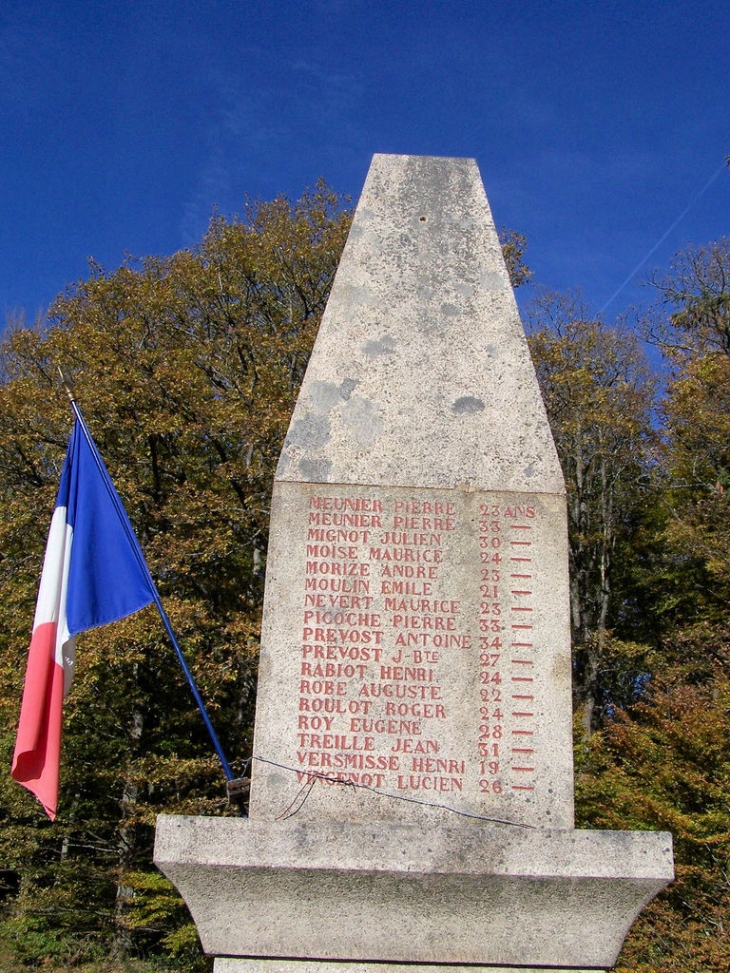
[0,185,351,969]
[0,189,728,972]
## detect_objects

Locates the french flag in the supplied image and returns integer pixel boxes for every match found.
[11,418,155,819]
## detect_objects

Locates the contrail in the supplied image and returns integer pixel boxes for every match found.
[599,157,728,317]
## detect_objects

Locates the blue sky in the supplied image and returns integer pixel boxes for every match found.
[2,0,728,329]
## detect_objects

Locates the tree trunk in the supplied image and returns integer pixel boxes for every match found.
[111,706,143,959]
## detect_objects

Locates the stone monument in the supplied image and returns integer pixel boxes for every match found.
[154,154,673,973]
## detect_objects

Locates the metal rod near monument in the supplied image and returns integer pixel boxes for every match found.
[155,155,674,973]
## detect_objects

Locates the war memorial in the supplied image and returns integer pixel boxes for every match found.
[154,154,674,972]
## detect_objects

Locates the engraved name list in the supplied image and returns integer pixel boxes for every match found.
[280,485,553,821]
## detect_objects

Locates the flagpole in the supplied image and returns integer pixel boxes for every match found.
[59,374,246,812]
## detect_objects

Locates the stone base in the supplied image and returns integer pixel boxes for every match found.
[154,816,672,970]
[215,963,602,973]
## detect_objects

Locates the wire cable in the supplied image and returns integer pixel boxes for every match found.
[254,755,535,828]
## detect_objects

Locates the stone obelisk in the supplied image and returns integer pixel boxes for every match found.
[155,154,673,973]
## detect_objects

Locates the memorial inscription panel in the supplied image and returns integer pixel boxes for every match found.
[249,481,574,829]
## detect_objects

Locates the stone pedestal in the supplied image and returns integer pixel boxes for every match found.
[154,154,673,972]
[156,816,671,971]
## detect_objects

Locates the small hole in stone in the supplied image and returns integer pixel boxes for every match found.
[419,216,427,222]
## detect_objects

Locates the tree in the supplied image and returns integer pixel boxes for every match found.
[0,186,537,970]
[576,661,730,973]
[498,228,532,289]
[0,187,559,972]
[648,238,730,358]
[0,184,352,968]
[640,240,730,633]
[527,291,657,733]
[570,241,730,972]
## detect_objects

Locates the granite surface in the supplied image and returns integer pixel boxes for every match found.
[156,815,673,968]
[276,155,563,494]
[249,154,573,828]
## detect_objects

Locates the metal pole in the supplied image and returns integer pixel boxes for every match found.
[59,372,246,811]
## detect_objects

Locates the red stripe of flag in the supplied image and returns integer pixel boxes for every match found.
[12,506,75,820]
